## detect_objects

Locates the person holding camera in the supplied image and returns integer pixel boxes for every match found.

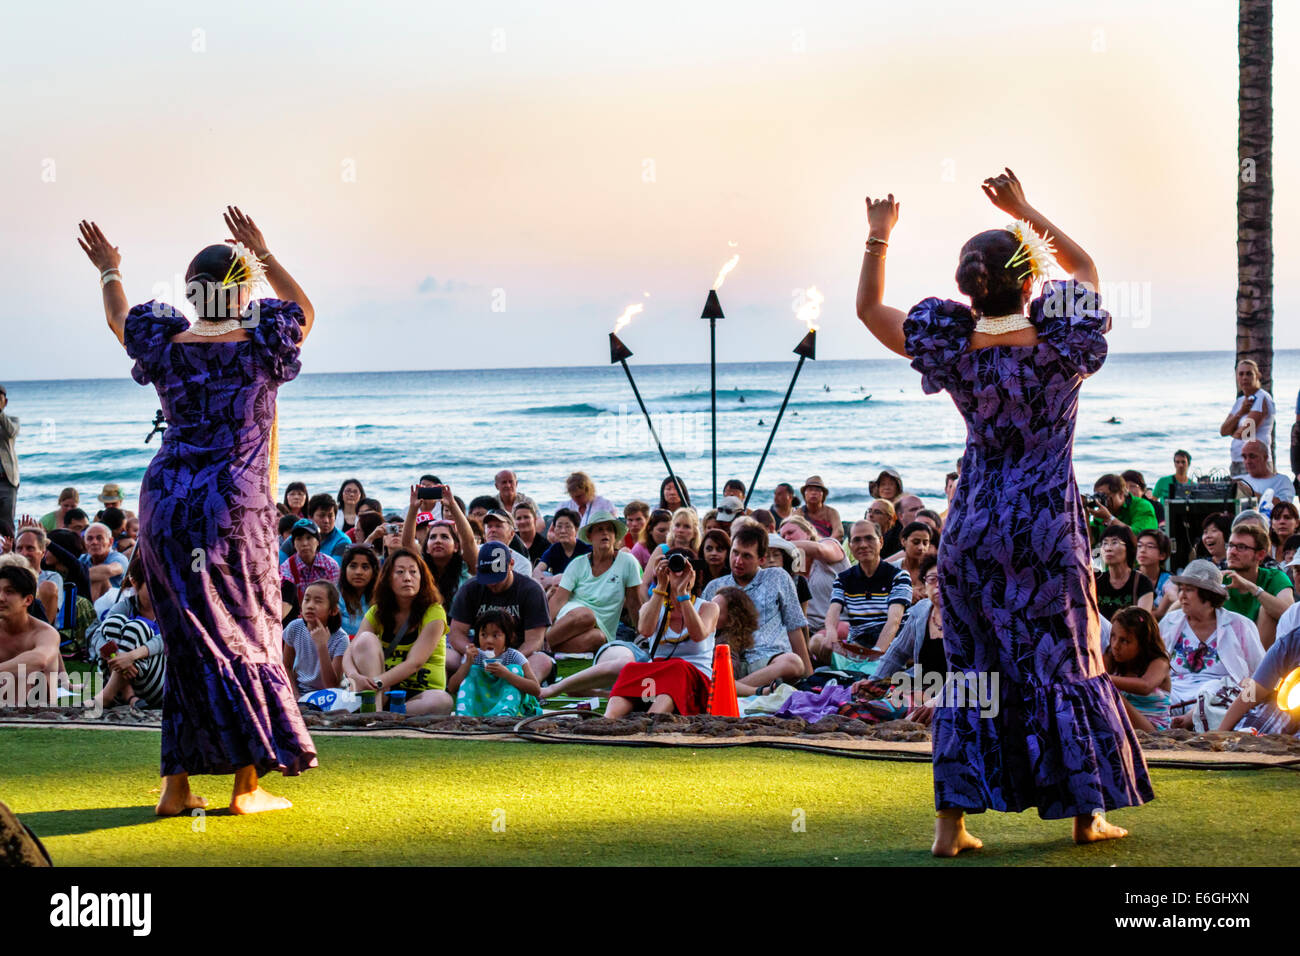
[1085,473,1158,544]
[604,549,719,718]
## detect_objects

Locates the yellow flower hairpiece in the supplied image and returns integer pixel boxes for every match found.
[221,241,269,290]
[1004,220,1058,283]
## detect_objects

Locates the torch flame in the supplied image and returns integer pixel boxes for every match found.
[713,254,740,290]
[612,302,644,335]
[796,286,824,331]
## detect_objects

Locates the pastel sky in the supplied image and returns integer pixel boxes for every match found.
[3,0,1296,379]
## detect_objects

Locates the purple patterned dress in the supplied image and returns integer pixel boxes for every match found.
[125,299,317,778]
[903,280,1153,819]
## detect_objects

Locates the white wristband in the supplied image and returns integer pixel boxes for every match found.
[101,272,121,287]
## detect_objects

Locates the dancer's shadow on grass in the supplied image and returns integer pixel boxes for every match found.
[21,804,237,838]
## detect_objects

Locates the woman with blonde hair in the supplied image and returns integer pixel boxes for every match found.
[640,507,703,601]
[562,471,615,528]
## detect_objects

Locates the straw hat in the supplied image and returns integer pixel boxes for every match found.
[579,510,627,543]
[800,475,830,498]
[97,482,124,504]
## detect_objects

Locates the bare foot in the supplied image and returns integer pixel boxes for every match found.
[1073,813,1128,844]
[229,787,293,815]
[932,812,983,857]
[155,776,209,817]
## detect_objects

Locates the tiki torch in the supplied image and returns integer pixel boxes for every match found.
[609,329,691,509]
[703,254,739,507]
[743,287,822,509]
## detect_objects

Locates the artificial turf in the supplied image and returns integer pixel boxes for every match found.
[4,727,1298,867]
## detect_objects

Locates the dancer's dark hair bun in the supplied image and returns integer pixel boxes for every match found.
[186,244,237,284]
[955,229,1026,316]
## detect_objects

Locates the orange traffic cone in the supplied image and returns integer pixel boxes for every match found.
[708,643,740,717]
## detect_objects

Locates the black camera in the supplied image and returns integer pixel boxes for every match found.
[417,485,443,500]
[667,552,688,573]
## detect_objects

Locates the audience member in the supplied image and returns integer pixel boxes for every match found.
[873,555,946,724]
[631,508,671,568]
[1216,607,1300,733]
[1160,560,1265,729]
[344,546,451,714]
[13,525,62,624]
[482,509,532,576]
[885,520,932,603]
[640,508,702,601]
[280,519,341,605]
[658,476,688,512]
[939,470,959,522]
[94,482,135,520]
[448,609,542,717]
[1104,606,1171,732]
[1197,512,1232,567]
[798,475,844,542]
[564,472,616,527]
[448,540,553,683]
[282,580,348,697]
[0,563,60,701]
[816,520,911,664]
[43,530,95,659]
[622,500,650,551]
[1222,523,1294,649]
[769,483,799,523]
[63,509,89,535]
[337,545,379,636]
[868,467,903,503]
[1153,450,1193,502]
[546,513,642,654]
[40,488,81,532]
[512,500,548,564]
[722,478,747,501]
[1270,501,1299,563]
[90,556,165,711]
[1094,524,1154,620]
[280,481,309,518]
[750,508,776,532]
[1234,439,1294,504]
[699,529,731,592]
[1086,473,1158,540]
[533,508,591,596]
[779,514,850,633]
[80,523,130,602]
[701,523,810,691]
[1122,470,1164,526]
[1220,358,1274,476]
[491,469,537,518]
[1135,529,1176,620]
[714,496,746,525]
[336,478,366,534]
[605,551,719,718]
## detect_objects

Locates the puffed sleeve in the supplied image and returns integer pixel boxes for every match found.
[1028,279,1111,377]
[123,302,189,386]
[902,297,975,394]
[248,298,307,384]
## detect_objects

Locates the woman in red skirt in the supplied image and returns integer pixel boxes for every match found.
[606,548,719,717]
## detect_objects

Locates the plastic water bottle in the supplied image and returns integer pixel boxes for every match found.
[1259,488,1275,519]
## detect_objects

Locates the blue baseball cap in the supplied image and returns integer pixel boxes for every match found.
[476,541,512,584]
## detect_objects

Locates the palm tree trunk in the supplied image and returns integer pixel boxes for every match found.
[1237,0,1274,458]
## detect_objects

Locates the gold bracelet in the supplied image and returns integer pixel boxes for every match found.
[866,249,886,259]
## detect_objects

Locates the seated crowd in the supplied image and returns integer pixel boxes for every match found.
[3,455,1300,739]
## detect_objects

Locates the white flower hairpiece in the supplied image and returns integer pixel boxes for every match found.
[221,241,269,290]
[1004,220,1058,283]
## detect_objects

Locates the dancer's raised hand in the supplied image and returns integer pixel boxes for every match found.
[223,205,269,257]
[77,220,121,273]
[981,168,1030,217]
[865,194,899,237]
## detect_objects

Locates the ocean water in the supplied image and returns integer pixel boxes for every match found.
[6,350,1298,521]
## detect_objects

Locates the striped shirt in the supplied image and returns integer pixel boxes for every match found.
[829,562,913,644]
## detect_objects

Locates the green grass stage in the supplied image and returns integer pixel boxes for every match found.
[5,728,1298,866]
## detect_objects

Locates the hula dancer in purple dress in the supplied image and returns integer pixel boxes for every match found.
[855,170,1153,856]
[77,208,318,815]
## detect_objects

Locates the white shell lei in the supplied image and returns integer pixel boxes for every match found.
[974,313,1035,335]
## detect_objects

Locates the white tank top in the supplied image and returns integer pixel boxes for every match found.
[653,598,715,678]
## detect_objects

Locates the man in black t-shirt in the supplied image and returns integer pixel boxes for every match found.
[448,541,553,681]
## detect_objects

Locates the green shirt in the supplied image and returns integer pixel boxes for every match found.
[1222,566,1293,622]
[1091,493,1158,539]
[558,550,643,641]
[1153,475,1192,500]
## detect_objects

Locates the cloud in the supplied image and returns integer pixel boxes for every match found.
[417,276,471,295]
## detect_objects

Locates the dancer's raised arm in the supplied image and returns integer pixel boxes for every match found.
[981,168,1098,291]
[223,206,316,340]
[854,194,910,357]
[78,220,129,347]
